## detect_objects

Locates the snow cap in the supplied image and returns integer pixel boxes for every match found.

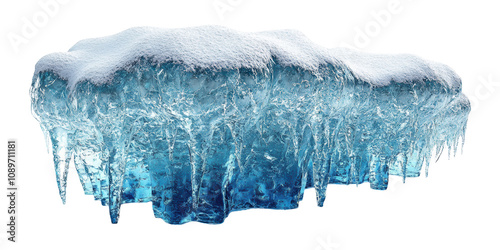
[35,26,461,91]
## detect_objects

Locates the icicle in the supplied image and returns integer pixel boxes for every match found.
[460,128,467,156]
[369,154,388,190]
[73,153,93,195]
[453,136,459,158]
[435,143,445,163]
[49,127,74,204]
[424,150,431,177]
[447,141,452,160]
[401,154,408,184]
[107,145,126,224]
[298,125,314,201]
[312,118,332,207]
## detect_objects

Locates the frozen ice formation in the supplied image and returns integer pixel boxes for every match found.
[30,26,470,224]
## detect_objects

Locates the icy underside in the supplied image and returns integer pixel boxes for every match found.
[31,26,470,224]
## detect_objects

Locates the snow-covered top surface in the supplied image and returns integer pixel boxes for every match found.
[35,26,461,91]
[330,48,461,90]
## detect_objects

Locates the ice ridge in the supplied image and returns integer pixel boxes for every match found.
[30,26,470,224]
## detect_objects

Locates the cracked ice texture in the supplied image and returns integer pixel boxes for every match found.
[30,26,470,224]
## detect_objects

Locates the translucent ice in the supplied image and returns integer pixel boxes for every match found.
[30,26,470,224]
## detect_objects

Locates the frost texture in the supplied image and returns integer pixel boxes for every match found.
[30,26,470,224]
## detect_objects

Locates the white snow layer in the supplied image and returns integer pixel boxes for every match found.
[34,26,461,91]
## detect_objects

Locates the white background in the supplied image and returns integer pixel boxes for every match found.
[1,0,499,249]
